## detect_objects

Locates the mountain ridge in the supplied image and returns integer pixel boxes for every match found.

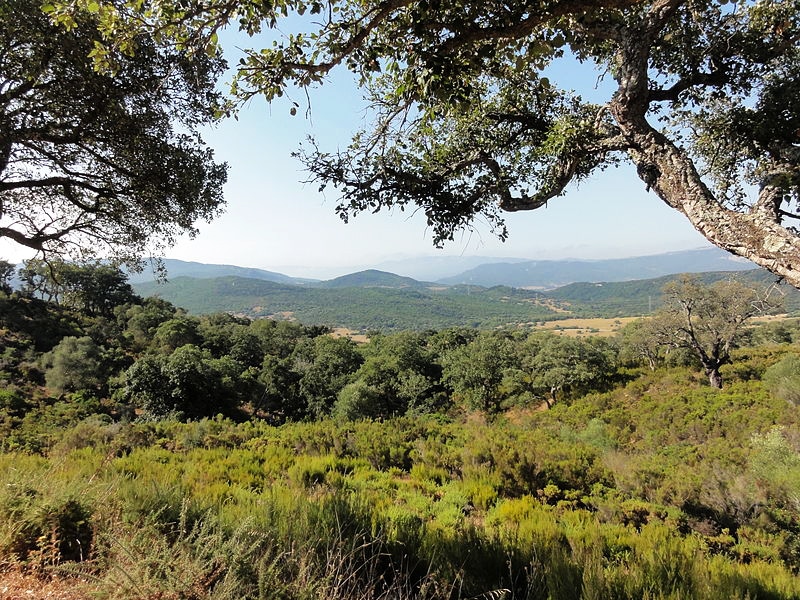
[437,247,754,288]
[126,259,318,286]
[133,247,753,289]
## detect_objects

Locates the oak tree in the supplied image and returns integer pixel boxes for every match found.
[648,276,781,388]
[441,331,518,413]
[55,0,800,286]
[1,0,227,265]
[524,334,615,406]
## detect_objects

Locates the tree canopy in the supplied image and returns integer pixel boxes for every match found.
[51,0,800,286]
[0,0,227,266]
[647,276,782,387]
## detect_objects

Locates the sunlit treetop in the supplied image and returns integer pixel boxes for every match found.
[51,0,800,286]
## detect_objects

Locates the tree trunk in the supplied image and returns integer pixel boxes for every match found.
[610,24,800,289]
[706,367,723,389]
[626,127,800,288]
[548,386,557,408]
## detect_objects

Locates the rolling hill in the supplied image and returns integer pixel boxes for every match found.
[318,270,429,289]
[133,276,563,330]
[549,269,800,317]
[126,259,317,286]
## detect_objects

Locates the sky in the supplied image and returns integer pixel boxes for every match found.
[162,43,712,279]
[1,28,714,280]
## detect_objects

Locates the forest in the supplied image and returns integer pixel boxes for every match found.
[1,260,800,598]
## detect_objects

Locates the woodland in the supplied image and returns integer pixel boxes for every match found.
[1,261,800,598]
[2,0,800,597]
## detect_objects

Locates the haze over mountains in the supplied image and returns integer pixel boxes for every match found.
[135,247,755,289]
[130,247,792,331]
[436,247,754,288]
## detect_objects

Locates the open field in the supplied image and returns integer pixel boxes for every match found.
[330,327,369,343]
[532,316,640,336]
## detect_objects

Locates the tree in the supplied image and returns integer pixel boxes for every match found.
[23,260,140,316]
[523,334,615,407]
[60,262,136,317]
[441,332,518,413]
[42,335,103,394]
[59,0,800,287]
[293,335,363,418]
[649,276,781,388]
[0,260,15,294]
[0,0,227,265]
[122,344,243,419]
[118,297,178,351]
[19,259,67,303]
[504,332,616,406]
[258,354,303,421]
[617,319,664,371]
[152,316,202,353]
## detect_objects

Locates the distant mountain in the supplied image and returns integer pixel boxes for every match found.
[439,247,755,289]
[126,259,316,286]
[372,256,529,281]
[318,269,429,289]
[546,269,800,317]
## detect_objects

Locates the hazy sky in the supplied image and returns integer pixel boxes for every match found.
[2,29,713,279]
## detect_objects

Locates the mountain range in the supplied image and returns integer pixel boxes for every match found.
[436,247,755,288]
[135,247,754,289]
[131,249,796,331]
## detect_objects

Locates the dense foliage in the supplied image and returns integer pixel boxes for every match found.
[2,261,800,597]
[0,0,227,265]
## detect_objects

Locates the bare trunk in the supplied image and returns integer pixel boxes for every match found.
[610,23,800,288]
[548,386,557,408]
[624,129,800,288]
[706,367,723,389]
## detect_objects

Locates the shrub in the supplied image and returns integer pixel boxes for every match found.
[763,353,800,406]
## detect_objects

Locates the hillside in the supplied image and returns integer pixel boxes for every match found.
[3,264,800,599]
[549,269,800,317]
[134,266,800,330]
[126,258,317,285]
[134,276,562,330]
[318,269,428,289]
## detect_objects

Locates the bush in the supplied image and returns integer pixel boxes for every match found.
[42,336,103,394]
[763,353,800,405]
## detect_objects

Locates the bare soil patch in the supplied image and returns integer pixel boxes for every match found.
[0,570,88,600]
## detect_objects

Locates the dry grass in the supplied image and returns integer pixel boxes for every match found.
[331,328,369,344]
[0,570,88,600]
[533,317,639,337]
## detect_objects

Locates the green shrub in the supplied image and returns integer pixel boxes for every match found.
[763,353,800,405]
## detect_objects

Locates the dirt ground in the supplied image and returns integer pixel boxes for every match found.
[0,571,87,600]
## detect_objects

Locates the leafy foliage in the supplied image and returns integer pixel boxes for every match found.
[763,353,800,406]
[42,336,103,395]
[0,0,227,264]
[3,265,800,597]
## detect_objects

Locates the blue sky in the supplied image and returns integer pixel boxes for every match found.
[162,43,711,278]
[1,29,713,279]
